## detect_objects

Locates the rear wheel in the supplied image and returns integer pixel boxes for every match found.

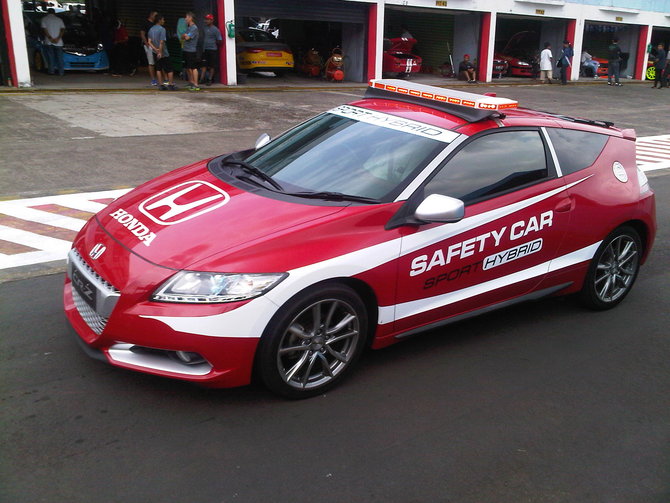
[579,226,641,310]
[646,66,656,81]
[256,284,367,399]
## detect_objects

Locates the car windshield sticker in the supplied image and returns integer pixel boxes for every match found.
[328,105,459,143]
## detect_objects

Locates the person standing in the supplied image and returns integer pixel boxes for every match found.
[148,14,177,91]
[199,14,222,86]
[140,10,158,86]
[540,42,553,84]
[651,43,667,89]
[607,37,623,86]
[111,20,129,76]
[181,11,200,91]
[40,8,65,76]
[557,40,573,85]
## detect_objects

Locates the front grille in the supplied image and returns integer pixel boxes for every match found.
[68,249,120,335]
[72,286,108,335]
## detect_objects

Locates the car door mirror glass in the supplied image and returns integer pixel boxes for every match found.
[255,133,271,150]
[414,194,464,223]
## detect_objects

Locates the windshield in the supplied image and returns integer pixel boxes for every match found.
[244,107,449,201]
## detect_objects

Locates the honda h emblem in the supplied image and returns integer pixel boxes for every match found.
[89,243,106,260]
[138,180,230,225]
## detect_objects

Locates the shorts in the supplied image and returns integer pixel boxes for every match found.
[143,44,155,65]
[203,49,218,68]
[183,51,199,69]
[155,56,173,73]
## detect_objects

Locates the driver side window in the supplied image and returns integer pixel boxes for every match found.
[424,130,549,204]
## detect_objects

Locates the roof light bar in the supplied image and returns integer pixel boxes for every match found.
[368,79,519,112]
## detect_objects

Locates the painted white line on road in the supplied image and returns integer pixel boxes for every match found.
[0,250,71,268]
[0,224,73,251]
[0,205,86,231]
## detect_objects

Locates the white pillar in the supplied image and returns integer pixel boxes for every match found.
[6,0,32,87]
[485,12,497,83]
[570,18,585,81]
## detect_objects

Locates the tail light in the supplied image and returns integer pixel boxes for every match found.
[246,49,263,54]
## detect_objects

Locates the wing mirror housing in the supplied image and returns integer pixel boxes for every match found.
[414,194,465,223]
[255,133,271,150]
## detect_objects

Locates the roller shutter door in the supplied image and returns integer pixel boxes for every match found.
[236,0,367,24]
[385,8,455,70]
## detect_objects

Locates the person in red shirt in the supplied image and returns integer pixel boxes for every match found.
[111,20,130,76]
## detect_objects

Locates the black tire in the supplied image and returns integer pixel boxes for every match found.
[256,283,367,399]
[579,226,642,310]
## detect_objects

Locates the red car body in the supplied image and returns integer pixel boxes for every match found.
[383,38,422,76]
[64,79,656,397]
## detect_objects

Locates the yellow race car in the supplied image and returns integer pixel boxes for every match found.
[236,28,294,75]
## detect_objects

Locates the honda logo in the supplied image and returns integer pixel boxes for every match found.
[89,243,106,260]
[138,180,230,225]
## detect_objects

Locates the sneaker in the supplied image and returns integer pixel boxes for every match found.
[206,79,212,86]
[151,79,158,86]
[607,82,612,85]
[159,84,168,90]
[168,84,178,91]
[188,85,201,91]
[615,83,622,86]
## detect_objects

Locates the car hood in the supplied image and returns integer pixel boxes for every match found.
[96,159,345,270]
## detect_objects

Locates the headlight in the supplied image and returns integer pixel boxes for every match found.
[152,271,287,303]
[517,61,531,67]
[97,43,104,52]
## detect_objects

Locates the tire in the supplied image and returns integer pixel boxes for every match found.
[646,66,656,81]
[579,226,641,310]
[256,284,368,399]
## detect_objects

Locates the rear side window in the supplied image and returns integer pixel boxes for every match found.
[546,128,609,175]
[424,130,548,204]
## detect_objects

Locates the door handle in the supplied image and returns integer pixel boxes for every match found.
[554,197,574,213]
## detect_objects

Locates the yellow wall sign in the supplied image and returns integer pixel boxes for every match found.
[616,16,623,21]
[536,9,545,15]
[436,0,448,6]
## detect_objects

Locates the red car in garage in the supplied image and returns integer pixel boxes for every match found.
[64,79,656,398]
[383,37,422,77]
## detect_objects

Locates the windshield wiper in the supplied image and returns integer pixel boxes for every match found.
[222,159,284,191]
[286,191,380,204]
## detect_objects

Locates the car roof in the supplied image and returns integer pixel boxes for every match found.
[357,79,625,138]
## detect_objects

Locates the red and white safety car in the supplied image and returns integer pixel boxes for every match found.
[64,79,656,398]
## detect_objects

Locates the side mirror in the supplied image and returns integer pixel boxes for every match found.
[414,194,464,223]
[254,133,271,150]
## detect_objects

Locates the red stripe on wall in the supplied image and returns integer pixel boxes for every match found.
[478,13,491,82]
[635,25,650,80]
[367,3,378,81]
[2,0,19,87]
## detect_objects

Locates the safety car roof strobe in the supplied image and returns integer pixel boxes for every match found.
[365,79,519,123]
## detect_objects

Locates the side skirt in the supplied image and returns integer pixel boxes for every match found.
[394,282,573,340]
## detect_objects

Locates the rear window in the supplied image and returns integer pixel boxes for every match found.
[546,128,609,175]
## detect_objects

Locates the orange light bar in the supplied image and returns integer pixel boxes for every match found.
[368,79,519,112]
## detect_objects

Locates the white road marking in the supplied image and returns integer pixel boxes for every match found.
[636,134,670,171]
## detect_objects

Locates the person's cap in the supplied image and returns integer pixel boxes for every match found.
[563,40,570,44]
[464,54,470,58]
[205,14,214,20]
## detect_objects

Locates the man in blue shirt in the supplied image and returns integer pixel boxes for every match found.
[148,14,177,90]
[181,11,200,91]
[651,43,667,89]
[199,14,223,85]
[557,40,574,85]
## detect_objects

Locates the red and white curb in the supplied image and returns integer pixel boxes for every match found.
[0,135,668,271]
[0,189,131,269]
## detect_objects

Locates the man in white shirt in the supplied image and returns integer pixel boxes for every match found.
[40,8,66,76]
[580,49,600,78]
[540,42,553,84]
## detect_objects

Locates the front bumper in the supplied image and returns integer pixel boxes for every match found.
[63,243,263,388]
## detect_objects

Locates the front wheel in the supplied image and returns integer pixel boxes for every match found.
[579,226,641,310]
[256,284,367,399]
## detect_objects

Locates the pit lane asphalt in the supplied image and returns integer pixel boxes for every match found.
[1,85,669,502]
